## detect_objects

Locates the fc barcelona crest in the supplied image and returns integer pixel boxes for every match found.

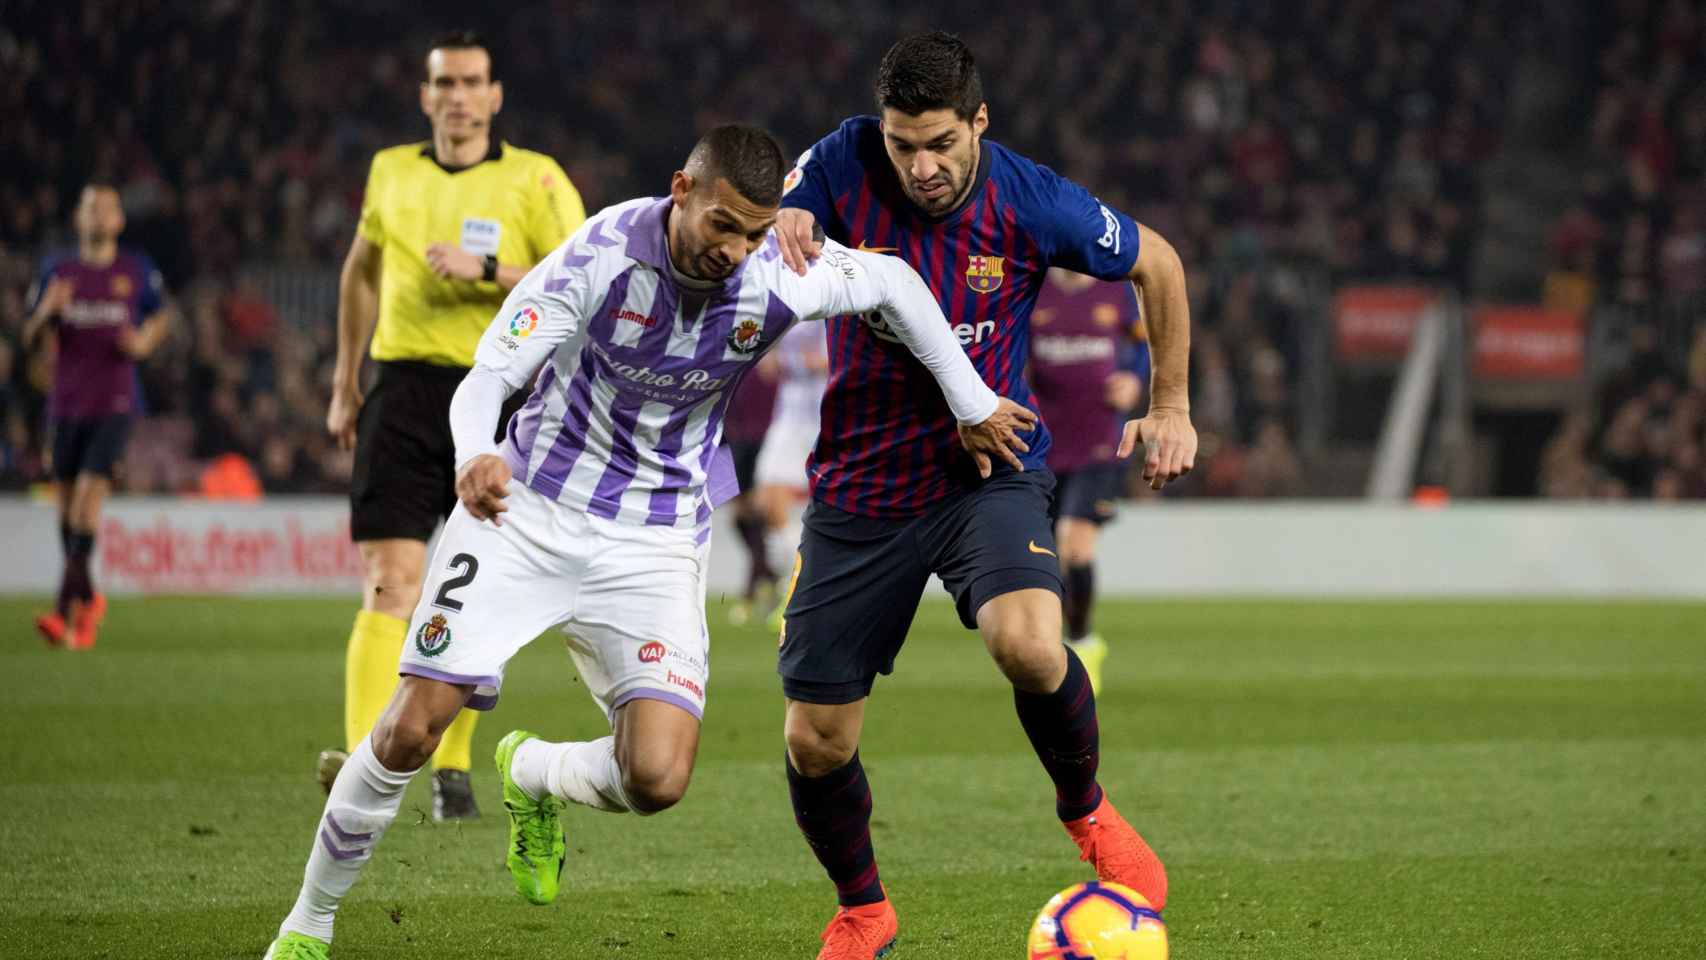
[415,614,452,658]
[727,318,763,354]
[111,274,133,298]
[965,255,1005,294]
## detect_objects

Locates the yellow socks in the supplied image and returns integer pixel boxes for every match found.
[343,608,476,772]
[432,707,477,773]
[344,609,407,753]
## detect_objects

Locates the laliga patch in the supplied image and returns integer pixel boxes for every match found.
[461,217,502,256]
[508,306,540,339]
[782,148,811,196]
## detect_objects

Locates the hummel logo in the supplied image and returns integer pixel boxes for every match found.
[857,241,899,254]
[1028,541,1057,558]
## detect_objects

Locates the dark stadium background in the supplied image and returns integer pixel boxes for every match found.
[3,0,1701,499]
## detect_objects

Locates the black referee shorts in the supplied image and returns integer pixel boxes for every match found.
[349,360,523,543]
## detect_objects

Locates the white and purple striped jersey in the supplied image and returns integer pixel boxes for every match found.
[454,196,998,531]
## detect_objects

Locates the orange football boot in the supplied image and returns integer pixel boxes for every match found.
[816,894,897,960]
[67,596,103,650]
[1064,794,1168,911]
[34,611,69,647]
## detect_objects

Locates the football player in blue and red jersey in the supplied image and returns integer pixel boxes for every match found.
[23,183,171,649]
[769,33,1196,959]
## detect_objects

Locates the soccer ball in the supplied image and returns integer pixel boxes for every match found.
[1026,881,1167,959]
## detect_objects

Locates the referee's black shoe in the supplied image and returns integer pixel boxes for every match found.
[433,769,481,821]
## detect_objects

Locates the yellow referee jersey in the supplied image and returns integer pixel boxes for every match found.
[357,140,586,367]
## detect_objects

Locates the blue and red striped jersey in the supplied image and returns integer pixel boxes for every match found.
[782,115,1142,517]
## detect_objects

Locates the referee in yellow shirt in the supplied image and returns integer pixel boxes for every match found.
[321,30,586,819]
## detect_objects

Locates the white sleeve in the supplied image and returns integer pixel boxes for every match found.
[454,239,599,468]
[777,241,1000,425]
[473,241,597,391]
[449,365,512,470]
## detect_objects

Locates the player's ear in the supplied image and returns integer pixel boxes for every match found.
[419,81,432,120]
[489,80,503,116]
[670,171,695,205]
[970,103,989,139]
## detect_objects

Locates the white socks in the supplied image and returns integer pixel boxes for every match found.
[510,736,637,814]
[279,739,415,943]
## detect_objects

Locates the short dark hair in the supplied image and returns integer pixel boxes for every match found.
[875,31,983,120]
[425,29,495,81]
[685,124,787,206]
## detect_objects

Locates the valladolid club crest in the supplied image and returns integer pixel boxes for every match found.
[727,318,763,354]
[965,255,1005,293]
[415,614,452,658]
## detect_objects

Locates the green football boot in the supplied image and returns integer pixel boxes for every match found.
[262,931,329,959]
[495,729,566,905]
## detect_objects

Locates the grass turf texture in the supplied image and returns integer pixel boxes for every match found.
[3,596,1705,959]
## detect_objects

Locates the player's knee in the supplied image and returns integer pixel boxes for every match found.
[987,619,1067,692]
[363,562,423,618]
[621,757,692,814]
[784,723,857,777]
[370,711,438,772]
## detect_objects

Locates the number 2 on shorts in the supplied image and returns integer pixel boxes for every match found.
[432,553,480,612]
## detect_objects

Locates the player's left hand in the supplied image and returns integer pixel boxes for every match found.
[116,326,148,359]
[958,397,1038,479]
[426,243,484,281]
[775,209,822,277]
[455,454,513,525]
[1104,371,1142,411]
[1118,407,1198,490]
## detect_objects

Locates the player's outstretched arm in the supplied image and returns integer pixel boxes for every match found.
[1119,224,1198,490]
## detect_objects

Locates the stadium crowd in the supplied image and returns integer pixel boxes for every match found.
[7,0,1691,498]
[1537,0,1706,499]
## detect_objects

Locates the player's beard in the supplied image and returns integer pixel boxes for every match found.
[908,150,978,215]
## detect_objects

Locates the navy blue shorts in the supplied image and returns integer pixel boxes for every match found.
[1052,463,1124,526]
[51,415,133,481]
[778,468,1063,704]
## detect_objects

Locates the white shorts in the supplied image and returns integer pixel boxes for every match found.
[398,481,710,720]
[754,420,819,490]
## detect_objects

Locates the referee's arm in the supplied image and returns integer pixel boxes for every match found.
[328,233,381,450]
[423,243,530,290]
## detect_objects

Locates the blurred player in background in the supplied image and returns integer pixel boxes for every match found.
[721,359,779,624]
[262,124,1034,960]
[23,183,171,650]
[319,30,586,820]
[771,32,1195,958]
[1029,269,1150,693]
[753,319,829,628]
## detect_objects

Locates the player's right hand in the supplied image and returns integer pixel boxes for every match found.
[775,208,822,277]
[958,397,1038,479]
[326,387,363,451]
[40,277,74,315]
[455,454,512,525]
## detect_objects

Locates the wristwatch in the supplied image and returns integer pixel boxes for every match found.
[481,254,498,283]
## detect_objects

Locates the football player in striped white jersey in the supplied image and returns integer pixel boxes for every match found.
[262,125,1035,959]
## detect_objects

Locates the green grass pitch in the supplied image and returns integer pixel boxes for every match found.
[3,595,1705,958]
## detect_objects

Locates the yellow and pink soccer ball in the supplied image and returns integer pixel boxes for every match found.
[1026,881,1167,959]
